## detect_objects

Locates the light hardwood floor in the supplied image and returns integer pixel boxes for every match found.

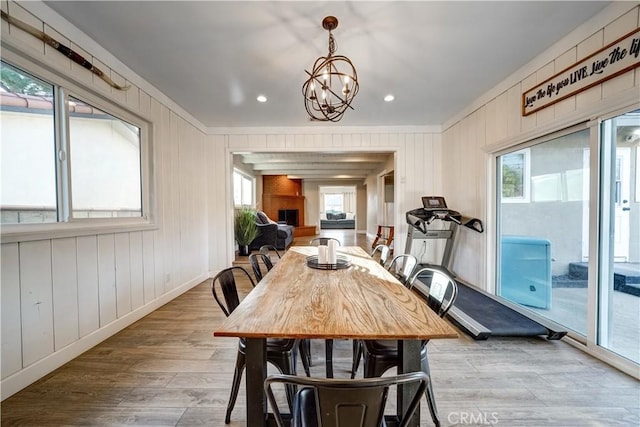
[2,230,639,426]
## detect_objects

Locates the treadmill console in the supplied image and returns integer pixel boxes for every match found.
[406,196,484,234]
[406,196,462,234]
[421,196,447,209]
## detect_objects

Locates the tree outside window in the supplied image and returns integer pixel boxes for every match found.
[500,148,530,203]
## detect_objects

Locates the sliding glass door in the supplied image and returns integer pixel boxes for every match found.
[598,110,639,364]
[496,108,639,366]
[497,126,591,336]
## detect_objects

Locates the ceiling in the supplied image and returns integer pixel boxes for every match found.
[44,1,610,128]
[42,1,610,182]
[238,151,392,181]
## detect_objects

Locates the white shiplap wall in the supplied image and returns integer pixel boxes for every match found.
[0,1,211,399]
[442,4,640,289]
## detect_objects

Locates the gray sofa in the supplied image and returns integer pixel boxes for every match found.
[249,211,294,251]
[320,211,355,229]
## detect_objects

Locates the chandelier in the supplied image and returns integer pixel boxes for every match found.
[302,16,359,122]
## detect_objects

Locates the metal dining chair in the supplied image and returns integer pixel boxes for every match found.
[211,266,310,424]
[248,253,273,282]
[362,267,459,427]
[310,237,341,246]
[259,244,281,259]
[386,254,418,287]
[265,372,429,427]
[370,244,391,266]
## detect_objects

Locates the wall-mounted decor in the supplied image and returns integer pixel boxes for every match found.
[1,10,130,91]
[522,27,639,116]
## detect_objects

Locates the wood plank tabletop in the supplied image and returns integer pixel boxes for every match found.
[214,246,458,340]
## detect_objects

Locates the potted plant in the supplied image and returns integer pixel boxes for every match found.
[234,207,258,256]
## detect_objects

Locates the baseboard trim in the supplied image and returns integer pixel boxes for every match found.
[0,273,209,401]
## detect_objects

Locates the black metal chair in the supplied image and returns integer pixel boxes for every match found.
[248,253,273,282]
[310,237,341,246]
[362,267,459,427]
[265,372,429,427]
[259,244,281,259]
[386,254,418,287]
[211,266,308,424]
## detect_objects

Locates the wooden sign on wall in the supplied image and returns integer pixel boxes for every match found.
[522,28,640,116]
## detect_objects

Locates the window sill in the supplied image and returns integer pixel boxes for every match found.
[1,219,159,244]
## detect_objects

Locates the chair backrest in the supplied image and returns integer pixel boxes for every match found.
[370,244,391,266]
[211,266,255,317]
[408,267,458,317]
[265,372,428,427]
[387,254,418,286]
[248,253,273,282]
[259,244,281,259]
[310,237,341,246]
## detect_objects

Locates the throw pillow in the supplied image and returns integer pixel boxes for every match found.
[326,212,336,220]
[337,212,347,220]
[256,211,269,224]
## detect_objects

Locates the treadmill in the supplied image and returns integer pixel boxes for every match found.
[406,196,566,340]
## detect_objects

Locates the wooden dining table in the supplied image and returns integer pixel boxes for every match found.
[214,246,458,426]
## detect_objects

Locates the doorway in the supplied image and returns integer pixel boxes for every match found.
[319,186,357,231]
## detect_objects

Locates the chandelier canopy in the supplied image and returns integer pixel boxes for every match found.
[302,16,359,122]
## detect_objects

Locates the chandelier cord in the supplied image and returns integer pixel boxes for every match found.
[328,32,336,57]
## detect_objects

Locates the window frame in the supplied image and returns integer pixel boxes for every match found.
[0,53,154,242]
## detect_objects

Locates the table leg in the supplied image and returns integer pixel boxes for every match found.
[246,338,268,427]
[398,340,421,427]
[325,339,334,378]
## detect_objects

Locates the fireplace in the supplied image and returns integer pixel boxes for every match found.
[278,209,299,227]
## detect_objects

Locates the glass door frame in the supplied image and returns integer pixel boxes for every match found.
[487,102,640,379]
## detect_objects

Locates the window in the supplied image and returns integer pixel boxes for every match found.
[233,169,254,207]
[500,148,530,203]
[324,193,344,212]
[68,97,141,218]
[0,60,147,226]
[0,62,57,223]
[496,128,590,336]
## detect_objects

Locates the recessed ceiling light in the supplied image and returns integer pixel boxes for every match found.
[257,95,267,103]
[384,94,395,102]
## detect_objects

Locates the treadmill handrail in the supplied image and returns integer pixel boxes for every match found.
[406,207,477,234]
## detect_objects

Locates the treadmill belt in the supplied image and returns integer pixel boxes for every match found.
[454,282,549,336]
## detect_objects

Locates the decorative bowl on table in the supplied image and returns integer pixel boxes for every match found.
[306,254,351,270]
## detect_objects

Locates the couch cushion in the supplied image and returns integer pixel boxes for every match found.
[336,212,346,220]
[326,212,336,220]
[256,211,270,224]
